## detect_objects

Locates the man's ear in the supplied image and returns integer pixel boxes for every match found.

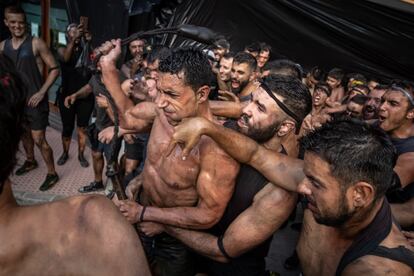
[351,182,375,208]
[277,119,296,137]
[196,85,210,103]
[406,107,414,120]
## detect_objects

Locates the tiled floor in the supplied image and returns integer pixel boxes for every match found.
[10,127,105,203]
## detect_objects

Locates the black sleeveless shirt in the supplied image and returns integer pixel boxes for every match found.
[3,35,48,111]
[387,136,414,203]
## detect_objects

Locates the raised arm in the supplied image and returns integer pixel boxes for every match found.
[99,39,156,130]
[168,117,305,192]
[165,183,297,262]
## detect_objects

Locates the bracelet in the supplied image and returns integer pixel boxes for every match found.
[139,206,147,222]
[217,235,233,261]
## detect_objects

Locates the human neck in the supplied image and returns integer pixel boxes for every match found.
[239,81,256,98]
[262,134,282,152]
[11,33,27,44]
[312,104,324,114]
[197,102,214,122]
[0,179,17,214]
[338,198,384,239]
[389,123,414,139]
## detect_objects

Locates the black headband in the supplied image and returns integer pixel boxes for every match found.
[259,81,302,134]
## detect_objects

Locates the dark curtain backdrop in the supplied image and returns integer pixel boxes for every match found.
[160,0,414,82]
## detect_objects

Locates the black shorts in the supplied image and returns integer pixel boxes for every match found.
[25,104,49,131]
[124,135,146,161]
[58,95,94,137]
[87,123,122,162]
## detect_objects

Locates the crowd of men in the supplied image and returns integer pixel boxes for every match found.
[0,5,413,276]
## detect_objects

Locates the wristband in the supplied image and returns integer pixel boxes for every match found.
[217,235,233,260]
[139,206,147,222]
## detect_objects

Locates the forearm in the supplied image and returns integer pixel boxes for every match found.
[201,121,303,191]
[101,64,136,127]
[73,84,92,99]
[62,41,75,62]
[38,68,59,95]
[164,226,227,262]
[210,100,243,118]
[143,205,220,229]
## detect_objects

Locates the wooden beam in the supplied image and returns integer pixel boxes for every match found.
[40,0,50,79]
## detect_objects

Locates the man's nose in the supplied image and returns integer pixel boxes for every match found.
[297,179,312,195]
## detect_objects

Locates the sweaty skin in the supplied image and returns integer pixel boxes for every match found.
[0,180,150,276]
[99,40,239,230]
[167,117,414,275]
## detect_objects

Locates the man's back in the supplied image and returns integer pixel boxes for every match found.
[0,191,150,276]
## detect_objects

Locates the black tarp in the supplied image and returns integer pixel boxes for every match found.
[161,0,414,82]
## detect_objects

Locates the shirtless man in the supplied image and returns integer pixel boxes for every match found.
[301,82,331,135]
[98,40,239,275]
[326,68,345,103]
[124,75,310,275]
[0,6,60,191]
[0,54,150,276]
[168,118,414,274]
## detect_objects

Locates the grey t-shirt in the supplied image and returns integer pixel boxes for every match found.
[88,73,126,131]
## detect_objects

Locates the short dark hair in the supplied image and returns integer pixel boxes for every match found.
[373,84,389,91]
[308,66,325,81]
[222,52,235,60]
[259,42,272,54]
[244,42,261,53]
[315,82,332,97]
[233,51,257,71]
[4,5,26,19]
[300,118,396,201]
[158,47,214,91]
[264,59,303,79]
[214,38,230,50]
[0,54,28,190]
[146,45,171,65]
[264,75,312,122]
[327,68,344,82]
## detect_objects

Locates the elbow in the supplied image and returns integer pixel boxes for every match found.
[193,212,221,230]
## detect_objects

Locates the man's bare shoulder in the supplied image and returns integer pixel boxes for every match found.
[343,254,413,276]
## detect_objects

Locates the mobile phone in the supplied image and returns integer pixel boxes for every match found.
[80,16,89,31]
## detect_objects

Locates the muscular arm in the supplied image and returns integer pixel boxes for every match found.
[34,37,60,95]
[209,100,244,118]
[196,118,304,191]
[101,59,156,131]
[391,197,414,228]
[144,144,239,229]
[165,183,297,262]
[394,152,414,188]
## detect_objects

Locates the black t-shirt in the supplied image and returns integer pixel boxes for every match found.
[60,45,92,97]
